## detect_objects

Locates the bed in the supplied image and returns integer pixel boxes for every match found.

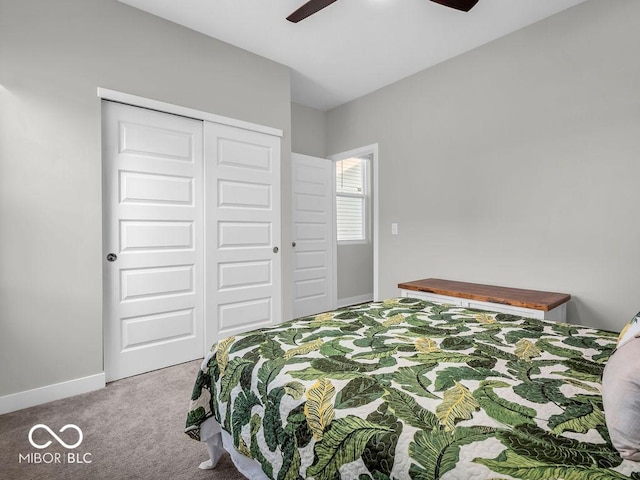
[185,297,640,479]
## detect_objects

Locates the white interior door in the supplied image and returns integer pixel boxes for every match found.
[205,122,281,347]
[103,101,204,382]
[292,153,335,318]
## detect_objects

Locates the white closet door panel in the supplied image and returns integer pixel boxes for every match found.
[119,171,194,205]
[217,220,273,248]
[295,278,327,301]
[118,121,195,161]
[218,260,272,291]
[217,137,272,171]
[120,309,196,351]
[205,122,281,347]
[218,297,273,337]
[217,180,272,209]
[119,221,194,252]
[103,101,204,382]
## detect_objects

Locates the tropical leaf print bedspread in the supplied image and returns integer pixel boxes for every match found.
[185,298,640,479]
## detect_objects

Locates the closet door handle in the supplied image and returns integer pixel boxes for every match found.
[273,246,279,253]
[292,242,296,248]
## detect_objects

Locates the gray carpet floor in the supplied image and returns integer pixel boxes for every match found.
[0,360,246,480]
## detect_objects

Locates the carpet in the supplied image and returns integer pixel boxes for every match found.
[0,360,246,480]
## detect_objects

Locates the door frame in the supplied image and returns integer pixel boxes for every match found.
[98,88,283,361]
[328,144,379,302]
[97,88,282,137]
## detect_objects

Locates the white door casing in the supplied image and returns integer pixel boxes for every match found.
[205,122,281,347]
[292,153,335,318]
[329,144,379,303]
[103,101,204,382]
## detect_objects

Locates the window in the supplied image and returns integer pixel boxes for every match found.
[336,157,369,243]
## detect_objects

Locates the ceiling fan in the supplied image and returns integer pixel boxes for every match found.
[287,0,479,23]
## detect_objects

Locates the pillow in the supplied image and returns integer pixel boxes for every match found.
[617,311,640,348]
[603,313,640,461]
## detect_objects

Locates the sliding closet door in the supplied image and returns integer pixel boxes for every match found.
[205,122,281,348]
[103,101,204,382]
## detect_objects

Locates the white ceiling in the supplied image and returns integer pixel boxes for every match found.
[119,0,588,111]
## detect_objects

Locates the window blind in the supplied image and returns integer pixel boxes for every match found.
[336,158,364,195]
[336,157,367,242]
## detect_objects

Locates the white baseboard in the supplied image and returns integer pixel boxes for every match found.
[337,293,374,309]
[0,373,105,415]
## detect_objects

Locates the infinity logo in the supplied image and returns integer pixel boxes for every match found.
[28,424,83,450]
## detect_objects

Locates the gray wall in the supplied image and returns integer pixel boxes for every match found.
[291,102,326,158]
[326,0,640,331]
[0,0,292,397]
[337,244,374,302]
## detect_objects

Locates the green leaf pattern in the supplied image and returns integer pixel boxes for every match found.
[186,298,640,479]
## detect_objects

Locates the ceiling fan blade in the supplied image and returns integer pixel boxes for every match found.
[429,0,479,12]
[287,0,338,23]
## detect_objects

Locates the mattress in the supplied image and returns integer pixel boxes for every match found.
[185,297,640,479]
